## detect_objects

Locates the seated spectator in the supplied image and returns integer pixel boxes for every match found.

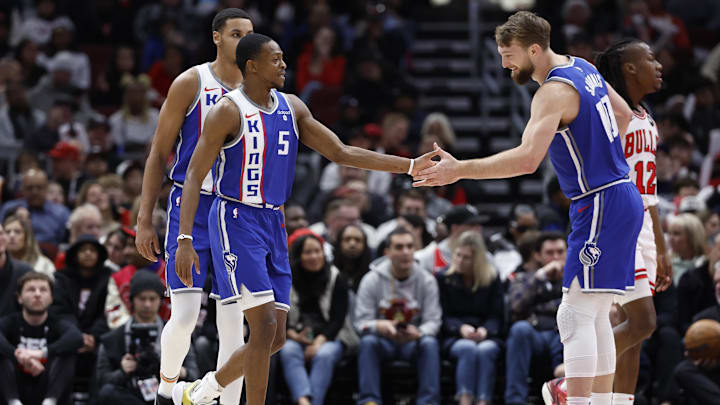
[535,177,570,232]
[281,231,353,405]
[0,81,45,147]
[4,215,55,278]
[678,234,720,334]
[354,227,442,405]
[0,222,33,317]
[285,204,310,237]
[437,231,503,405]
[488,204,539,280]
[76,180,120,236]
[47,181,65,207]
[67,203,104,244]
[105,227,168,329]
[295,25,346,97]
[52,235,112,384]
[104,228,128,272]
[333,224,372,292]
[94,45,139,108]
[373,189,435,249]
[40,17,91,91]
[505,230,541,284]
[397,214,433,251]
[15,39,47,89]
[96,271,198,405]
[49,141,86,206]
[416,205,485,275]
[505,232,566,405]
[309,198,375,248]
[109,75,159,155]
[0,272,83,405]
[417,112,467,206]
[673,265,720,405]
[120,162,144,209]
[0,168,70,245]
[668,213,707,284]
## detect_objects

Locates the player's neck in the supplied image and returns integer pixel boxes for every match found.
[210,57,244,89]
[242,80,273,109]
[534,49,569,84]
[627,85,644,111]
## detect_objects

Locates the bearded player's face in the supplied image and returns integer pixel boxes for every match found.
[498,43,535,85]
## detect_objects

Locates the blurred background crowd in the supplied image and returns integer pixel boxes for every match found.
[0,0,719,404]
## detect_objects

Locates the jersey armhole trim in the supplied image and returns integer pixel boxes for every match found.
[185,66,202,117]
[545,76,577,91]
[284,93,300,139]
[221,94,245,149]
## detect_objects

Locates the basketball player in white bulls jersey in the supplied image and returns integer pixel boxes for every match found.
[596,39,673,405]
[135,9,253,405]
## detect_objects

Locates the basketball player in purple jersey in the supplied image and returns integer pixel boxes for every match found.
[413,12,643,405]
[172,33,438,405]
[134,9,252,405]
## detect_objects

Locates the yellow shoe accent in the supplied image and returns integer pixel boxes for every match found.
[181,381,201,405]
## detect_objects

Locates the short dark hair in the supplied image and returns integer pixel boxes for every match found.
[235,33,273,75]
[386,226,415,248]
[212,8,252,32]
[535,231,566,252]
[17,271,53,295]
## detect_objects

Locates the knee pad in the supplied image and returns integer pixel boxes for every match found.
[594,309,616,376]
[557,301,598,378]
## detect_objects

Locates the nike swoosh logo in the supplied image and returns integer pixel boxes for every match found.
[577,204,591,213]
[204,87,219,91]
[245,113,258,118]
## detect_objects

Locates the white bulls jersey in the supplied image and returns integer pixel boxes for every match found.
[622,107,659,209]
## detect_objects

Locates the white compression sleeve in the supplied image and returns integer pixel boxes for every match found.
[216,300,245,405]
[158,292,201,398]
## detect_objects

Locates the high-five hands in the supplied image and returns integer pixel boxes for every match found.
[411,143,461,187]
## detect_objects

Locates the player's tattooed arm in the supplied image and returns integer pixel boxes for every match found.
[413,82,572,187]
[136,68,199,261]
[287,94,438,176]
[175,97,240,287]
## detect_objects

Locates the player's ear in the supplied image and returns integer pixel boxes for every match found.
[212,31,221,46]
[623,62,637,75]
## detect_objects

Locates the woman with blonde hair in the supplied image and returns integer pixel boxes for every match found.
[4,215,56,278]
[437,230,504,405]
[668,212,707,284]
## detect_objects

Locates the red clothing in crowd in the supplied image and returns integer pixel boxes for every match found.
[295,45,346,93]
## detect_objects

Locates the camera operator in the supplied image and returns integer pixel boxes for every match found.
[95,271,199,404]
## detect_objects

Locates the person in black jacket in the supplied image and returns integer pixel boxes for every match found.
[677,233,720,334]
[280,232,351,405]
[96,271,199,405]
[0,271,83,405]
[333,223,372,293]
[0,222,33,317]
[51,234,112,389]
[673,269,720,405]
[437,231,504,405]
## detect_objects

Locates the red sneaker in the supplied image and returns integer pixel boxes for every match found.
[542,377,567,405]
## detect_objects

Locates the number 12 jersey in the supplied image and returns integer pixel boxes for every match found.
[622,107,659,208]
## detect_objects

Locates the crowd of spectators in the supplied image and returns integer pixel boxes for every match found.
[0,0,719,404]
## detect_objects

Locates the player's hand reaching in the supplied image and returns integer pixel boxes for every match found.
[175,240,200,287]
[136,222,161,262]
[412,143,462,187]
[655,252,673,292]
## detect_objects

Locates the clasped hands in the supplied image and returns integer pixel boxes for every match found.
[410,143,460,187]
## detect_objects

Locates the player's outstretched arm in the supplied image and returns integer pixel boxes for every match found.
[288,95,438,175]
[607,82,633,139]
[413,81,573,187]
[136,68,198,262]
[175,97,240,287]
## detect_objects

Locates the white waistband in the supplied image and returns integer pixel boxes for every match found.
[570,178,631,201]
[172,181,213,195]
[217,194,281,210]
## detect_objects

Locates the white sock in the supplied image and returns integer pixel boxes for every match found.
[591,392,612,405]
[9,399,23,405]
[41,399,56,405]
[158,292,201,397]
[568,397,590,405]
[217,300,245,405]
[612,392,635,404]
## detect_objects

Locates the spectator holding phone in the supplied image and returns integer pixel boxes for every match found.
[354,227,442,405]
